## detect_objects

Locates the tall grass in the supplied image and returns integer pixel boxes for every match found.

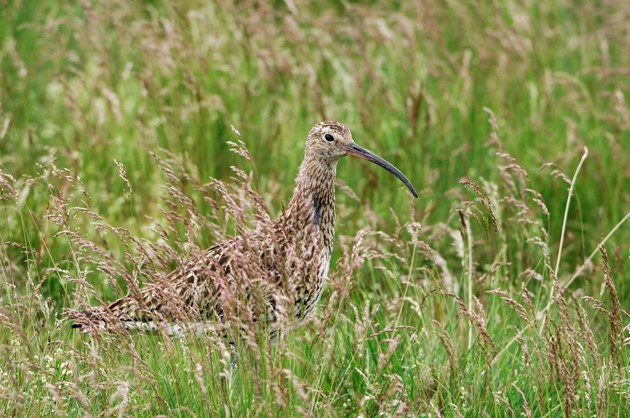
[1,0,628,416]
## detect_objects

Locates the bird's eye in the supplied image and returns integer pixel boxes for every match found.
[325,134,335,142]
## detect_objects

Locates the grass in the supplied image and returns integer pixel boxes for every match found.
[1,0,629,416]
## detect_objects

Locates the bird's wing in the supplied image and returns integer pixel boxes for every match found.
[69,233,286,334]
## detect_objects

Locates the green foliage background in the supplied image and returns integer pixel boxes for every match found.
[1,0,628,416]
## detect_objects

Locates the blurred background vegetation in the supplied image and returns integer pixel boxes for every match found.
[2,0,629,273]
[0,0,628,416]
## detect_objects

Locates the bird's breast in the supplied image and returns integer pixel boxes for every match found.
[294,245,332,321]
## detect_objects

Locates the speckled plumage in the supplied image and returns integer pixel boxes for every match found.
[70,121,417,338]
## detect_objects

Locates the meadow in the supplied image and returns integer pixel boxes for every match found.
[1,0,628,416]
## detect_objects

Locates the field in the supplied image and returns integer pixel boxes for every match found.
[1,0,629,416]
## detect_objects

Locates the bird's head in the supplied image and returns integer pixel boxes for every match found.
[305,121,418,198]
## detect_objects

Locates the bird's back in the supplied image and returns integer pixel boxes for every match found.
[70,213,331,337]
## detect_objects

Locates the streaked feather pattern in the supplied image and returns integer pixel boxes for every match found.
[70,122,343,337]
[69,120,417,339]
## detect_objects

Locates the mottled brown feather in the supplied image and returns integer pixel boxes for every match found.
[69,121,416,338]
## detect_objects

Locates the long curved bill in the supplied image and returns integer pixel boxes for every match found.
[347,143,418,198]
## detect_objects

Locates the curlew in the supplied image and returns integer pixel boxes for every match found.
[70,121,417,339]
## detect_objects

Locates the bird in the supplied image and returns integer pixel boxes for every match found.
[69,121,418,339]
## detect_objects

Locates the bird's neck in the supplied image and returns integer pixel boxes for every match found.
[285,157,337,247]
